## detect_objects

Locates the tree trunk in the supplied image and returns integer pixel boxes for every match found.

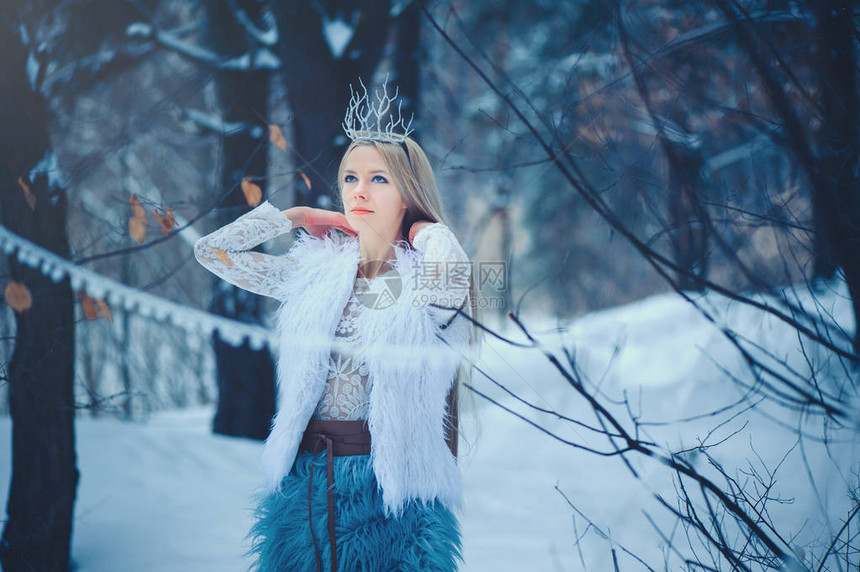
[272,0,392,208]
[619,17,708,291]
[811,0,860,356]
[392,0,421,140]
[665,141,708,291]
[0,15,78,572]
[203,0,276,440]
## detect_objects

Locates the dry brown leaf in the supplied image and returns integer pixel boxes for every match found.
[299,170,312,191]
[5,281,32,313]
[95,298,113,322]
[128,194,147,243]
[153,206,177,237]
[241,177,262,207]
[17,177,36,211]
[213,248,233,266]
[269,125,288,151]
[129,216,146,244]
[78,291,97,320]
[130,194,146,220]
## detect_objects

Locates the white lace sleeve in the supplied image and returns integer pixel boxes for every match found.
[193,200,295,300]
[411,222,471,327]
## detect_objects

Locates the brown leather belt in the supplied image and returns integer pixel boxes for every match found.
[298,418,371,572]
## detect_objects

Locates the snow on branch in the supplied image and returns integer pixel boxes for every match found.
[389,0,414,18]
[183,109,264,139]
[310,3,359,60]
[706,133,774,173]
[627,106,703,149]
[29,151,68,192]
[40,42,155,98]
[226,0,279,46]
[26,48,41,92]
[126,22,280,71]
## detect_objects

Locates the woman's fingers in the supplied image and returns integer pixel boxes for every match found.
[302,210,323,228]
[334,213,358,236]
[302,209,357,236]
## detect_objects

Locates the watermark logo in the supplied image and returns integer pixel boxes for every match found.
[478,262,506,292]
[354,260,509,310]
[354,260,401,310]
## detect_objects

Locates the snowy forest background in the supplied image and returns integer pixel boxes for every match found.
[0,0,858,570]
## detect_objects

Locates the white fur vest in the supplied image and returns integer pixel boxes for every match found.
[247,215,472,518]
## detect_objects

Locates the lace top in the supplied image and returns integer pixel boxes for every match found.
[193,201,297,300]
[311,268,398,421]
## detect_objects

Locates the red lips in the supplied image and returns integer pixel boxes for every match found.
[351,208,373,214]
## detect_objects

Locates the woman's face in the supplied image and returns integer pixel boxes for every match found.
[341,145,408,239]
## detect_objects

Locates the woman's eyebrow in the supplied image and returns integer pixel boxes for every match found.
[344,168,389,175]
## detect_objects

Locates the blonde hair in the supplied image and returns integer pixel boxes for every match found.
[336,136,483,457]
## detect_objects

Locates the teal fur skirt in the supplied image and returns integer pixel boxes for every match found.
[244,450,463,571]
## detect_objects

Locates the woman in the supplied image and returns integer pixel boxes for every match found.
[193,96,479,571]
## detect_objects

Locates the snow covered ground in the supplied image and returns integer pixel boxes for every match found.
[1,281,858,571]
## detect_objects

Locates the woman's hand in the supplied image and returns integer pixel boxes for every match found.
[283,206,357,238]
[408,220,434,246]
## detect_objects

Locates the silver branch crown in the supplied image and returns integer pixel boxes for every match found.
[342,77,414,144]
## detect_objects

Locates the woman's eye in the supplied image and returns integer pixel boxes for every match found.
[344,174,356,183]
[372,175,388,183]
